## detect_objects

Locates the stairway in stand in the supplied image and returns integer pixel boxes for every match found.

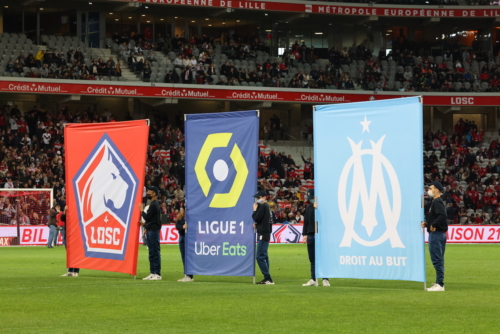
[93,48,142,82]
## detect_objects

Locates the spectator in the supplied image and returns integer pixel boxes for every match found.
[143,64,152,82]
[47,204,60,248]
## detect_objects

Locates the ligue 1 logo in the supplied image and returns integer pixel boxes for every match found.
[272,225,301,243]
[73,134,138,260]
[338,116,405,248]
[194,133,248,208]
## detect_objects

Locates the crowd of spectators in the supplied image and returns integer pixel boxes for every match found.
[116,29,499,92]
[1,102,499,227]
[3,28,499,93]
[358,46,500,93]
[424,118,500,225]
[3,48,125,81]
[0,105,315,228]
[257,152,314,224]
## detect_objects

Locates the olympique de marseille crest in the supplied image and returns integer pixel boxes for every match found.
[338,116,405,248]
[74,134,138,260]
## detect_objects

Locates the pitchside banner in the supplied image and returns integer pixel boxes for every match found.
[314,97,425,282]
[185,111,257,276]
[65,121,148,275]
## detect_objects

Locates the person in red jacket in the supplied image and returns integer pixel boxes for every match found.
[491,75,500,87]
[301,152,314,180]
[279,61,288,76]
[17,117,28,135]
[480,71,490,82]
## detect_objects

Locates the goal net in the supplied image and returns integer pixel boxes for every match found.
[0,189,54,246]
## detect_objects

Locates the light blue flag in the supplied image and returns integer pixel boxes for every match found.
[314,97,425,282]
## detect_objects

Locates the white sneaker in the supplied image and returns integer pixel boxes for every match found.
[178,276,194,282]
[322,279,330,287]
[61,272,72,276]
[72,273,78,277]
[302,279,318,286]
[142,273,155,280]
[150,274,162,280]
[426,284,445,291]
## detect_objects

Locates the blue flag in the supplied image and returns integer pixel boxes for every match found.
[314,97,425,282]
[185,111,257,277]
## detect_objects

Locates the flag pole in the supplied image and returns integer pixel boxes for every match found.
[423,222,426,291]
[253,109,259,284]
[315,196,319,287]
[253,225,257,285]
[422,194,426,291]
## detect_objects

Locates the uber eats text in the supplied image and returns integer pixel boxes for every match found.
[195,221,247,256]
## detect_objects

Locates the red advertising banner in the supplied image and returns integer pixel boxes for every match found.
[122,0,500,17]
[65,120,149,275]
[1,79,499,106]
[3,225,500,245]
[424,225,500,243]
[154,225,180,244]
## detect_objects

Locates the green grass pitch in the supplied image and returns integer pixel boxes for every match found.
[0,244,499,333]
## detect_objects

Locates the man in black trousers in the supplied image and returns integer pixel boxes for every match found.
[252,190,274,285]
[139,186,162,280]
[422,181,448,292]
[301,189,330,287]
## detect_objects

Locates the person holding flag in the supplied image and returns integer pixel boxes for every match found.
[421,181,448,292]
[60,206,80,277]
[252,190,274,285]
[302,189,330,287]
[139,186,162,281]
[175,208,194,282]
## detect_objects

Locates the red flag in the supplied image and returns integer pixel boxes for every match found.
[65,120,148,275]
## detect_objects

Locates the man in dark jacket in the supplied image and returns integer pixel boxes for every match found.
[139,186,162,280]
[252,190,274,285]
[421,181,448,291]
[301,189,330,287]
[175,208,193,282]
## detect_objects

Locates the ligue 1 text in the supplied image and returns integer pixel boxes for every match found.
[198,221,245,234]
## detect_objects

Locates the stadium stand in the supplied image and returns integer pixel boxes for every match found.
[3,30,498,92]
[0,102,498,227]
[0,103,316,227]
[104,33,500,92]
[0,33,127,81]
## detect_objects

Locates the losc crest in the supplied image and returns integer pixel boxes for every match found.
[272,224,301,243]
[73,134,138,260]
